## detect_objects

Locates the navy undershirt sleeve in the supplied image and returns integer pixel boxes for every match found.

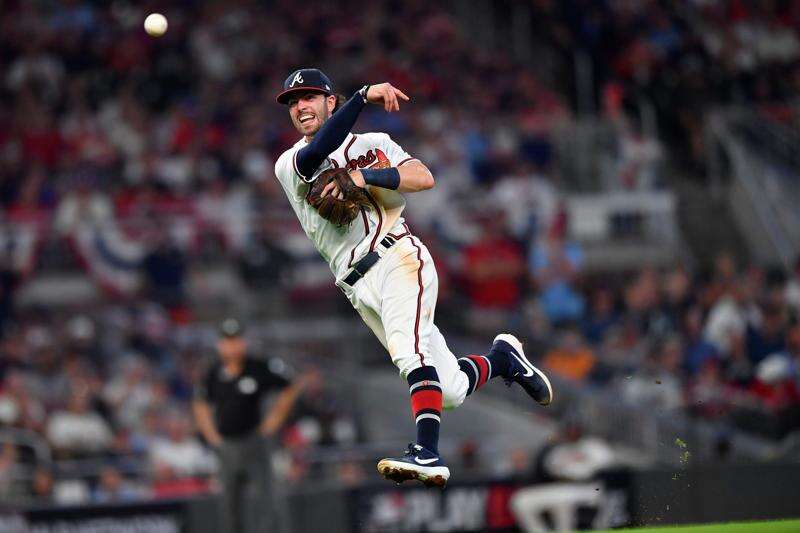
[295,93,367,181]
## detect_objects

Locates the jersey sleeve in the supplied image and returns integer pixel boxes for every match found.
[275,147,310,185]
[295,92,368,179]
[379,133,417,167]
[275,147,333,192]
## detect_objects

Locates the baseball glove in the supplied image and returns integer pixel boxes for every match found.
[306,168,371,226]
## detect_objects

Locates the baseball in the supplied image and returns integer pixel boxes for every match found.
[144,13,168,37]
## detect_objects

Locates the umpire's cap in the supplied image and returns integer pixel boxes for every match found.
[218,318,245,338]
[276,68,334,104]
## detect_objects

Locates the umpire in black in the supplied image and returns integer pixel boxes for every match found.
[193,318,307,533]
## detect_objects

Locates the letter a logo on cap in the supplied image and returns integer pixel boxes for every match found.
[290,72,304,87]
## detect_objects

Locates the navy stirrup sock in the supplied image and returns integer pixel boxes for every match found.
[407,366,442,454]
[458,349,510,396]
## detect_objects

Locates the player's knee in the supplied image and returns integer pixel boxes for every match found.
[442,373,468,409]
[442,387,466,410]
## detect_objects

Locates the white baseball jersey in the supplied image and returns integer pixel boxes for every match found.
[274,131,469,408]
[274,132,416,283]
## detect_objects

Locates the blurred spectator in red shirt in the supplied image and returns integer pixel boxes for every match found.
[19,107,63,170]
[462,211,525,333]
[151,466,211,499]
[749,355,800,412]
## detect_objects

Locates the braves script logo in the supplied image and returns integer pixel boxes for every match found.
[290,72,303,87]
[347,148,390,171]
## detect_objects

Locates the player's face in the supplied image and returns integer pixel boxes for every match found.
[288,92,335,137]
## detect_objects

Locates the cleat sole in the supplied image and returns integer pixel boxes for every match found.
[377,460,449,488]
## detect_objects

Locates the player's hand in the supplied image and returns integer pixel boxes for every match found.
[366,82,410,112]
[320,180,345,199]
[320,170,365,198]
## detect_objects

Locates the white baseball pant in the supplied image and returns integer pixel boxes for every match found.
[337,233,469,409]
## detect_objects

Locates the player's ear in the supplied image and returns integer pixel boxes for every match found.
[327,94,339,114]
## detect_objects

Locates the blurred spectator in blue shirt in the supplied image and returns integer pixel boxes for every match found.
[91,465,147,503]
[142,232,187,311]
[683,306,719,376]
[581,286,618,344]
[531,215,585,326]
[746,302,786,364]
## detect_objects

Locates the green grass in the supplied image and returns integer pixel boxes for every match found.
[591,519,800,532]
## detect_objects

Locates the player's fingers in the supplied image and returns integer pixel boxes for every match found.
[394,87,410,101]
[383,88,391,112]
[321,181,337,198]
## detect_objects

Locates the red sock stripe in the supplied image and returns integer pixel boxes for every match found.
[411,389,443,416]
[468,355,490,389]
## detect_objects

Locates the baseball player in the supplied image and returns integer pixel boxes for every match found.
[274,68,553,487]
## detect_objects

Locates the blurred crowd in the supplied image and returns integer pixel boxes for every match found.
[529,0,800,169]
[431,212,800,439]
[0,302,362,505]
[529,252,800,440]
[0,0,800,507]
[0,0,566,215]
[0,0,574,316]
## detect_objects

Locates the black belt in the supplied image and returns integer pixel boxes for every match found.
[342,236,398,286]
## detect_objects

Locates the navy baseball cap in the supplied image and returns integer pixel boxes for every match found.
[276,68,334,104]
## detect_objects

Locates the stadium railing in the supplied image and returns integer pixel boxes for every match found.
[708,108,800,268]
[0,429,50,466]
[551,118,685,270]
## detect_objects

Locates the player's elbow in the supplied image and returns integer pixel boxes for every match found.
[400,162,434,192]
[417,168,435,191]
